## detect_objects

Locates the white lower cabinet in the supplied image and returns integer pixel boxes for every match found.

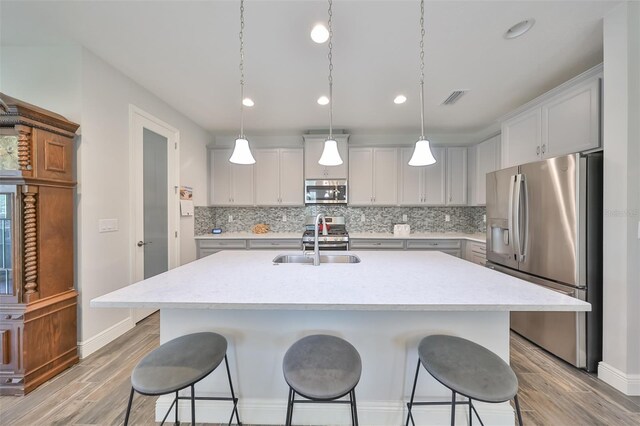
[349,239,405,250]
[399,147,446,205]
[464,241,486,265]
[349,147,398,205]
[255,148,303,206]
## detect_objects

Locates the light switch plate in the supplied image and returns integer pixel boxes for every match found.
[282,214,287,222]
[99,219,118,233]
[445,214,451,222]
[228,215,233,222]
[402,214,408,222]
[361,214,366,222]
[483,214,487,223]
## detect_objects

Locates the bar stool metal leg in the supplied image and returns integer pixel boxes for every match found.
[124,387,135,426]
[190,384,196,426]
[223,355,241,425]
[175,391,179,425]
[406,359,421,426]
[450,391,456,426]
[514,394,524,426]
[469,397,472,426]
[285,387,294,426]
[351,389,359,426]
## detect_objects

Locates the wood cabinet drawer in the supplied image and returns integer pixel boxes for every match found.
[349,239,405,250]
[248,239,301,250]
[197,240,247,250]
[406,239,461,250]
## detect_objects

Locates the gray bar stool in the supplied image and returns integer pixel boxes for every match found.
[283,334,362,426]
[406,334,523,426]
[124,331,241,426]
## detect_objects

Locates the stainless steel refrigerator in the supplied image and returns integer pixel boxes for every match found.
[486,152,602,372]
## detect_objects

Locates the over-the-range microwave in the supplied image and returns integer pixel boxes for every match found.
[304,179,348,204]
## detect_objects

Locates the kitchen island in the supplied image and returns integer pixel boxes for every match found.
[91,250,589,425]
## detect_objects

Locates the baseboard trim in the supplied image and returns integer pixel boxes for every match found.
[77,316,134,359]
[598,362,640,396]
[156,395,515,425]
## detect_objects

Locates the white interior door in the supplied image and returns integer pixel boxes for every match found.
[130,106,179,323]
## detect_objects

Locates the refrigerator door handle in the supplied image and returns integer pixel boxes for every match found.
[508,175,516,258]
[519,174,529,262]
[512,174,522,262]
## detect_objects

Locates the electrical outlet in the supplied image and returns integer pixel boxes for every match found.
[228,215,233,222]
[361,214,366,222]
[402,214,408,222]
[445,214,451,222]
[483,214,487,223]
[282,214,287,222]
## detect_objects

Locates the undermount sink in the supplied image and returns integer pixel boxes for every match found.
[272,254,361,264]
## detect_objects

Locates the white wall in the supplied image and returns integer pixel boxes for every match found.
[1,45,212,357]
[600,1,640,395]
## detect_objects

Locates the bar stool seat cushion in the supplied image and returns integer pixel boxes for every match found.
[131,332,227,395]
[283,334,362,400]
[418,335,518,403]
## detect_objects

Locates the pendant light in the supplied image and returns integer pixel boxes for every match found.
[408,0,436,166]
[229,0,255,165]
[318,0,343,166]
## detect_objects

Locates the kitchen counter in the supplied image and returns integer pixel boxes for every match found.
[194,231,486,242]
[349,232,486,243]
[91,251,586,425]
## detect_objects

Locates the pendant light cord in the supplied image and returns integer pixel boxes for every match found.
[239,0,245,138]
[328,0,333,140]
[419,0,425,140]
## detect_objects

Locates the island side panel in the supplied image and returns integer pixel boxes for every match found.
[158,309,514,426]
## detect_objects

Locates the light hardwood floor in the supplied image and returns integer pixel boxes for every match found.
[1,312,639,425]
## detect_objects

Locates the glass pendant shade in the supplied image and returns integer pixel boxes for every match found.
[318,139,343,166]
[229,138,255,164]
[408,138,436,166]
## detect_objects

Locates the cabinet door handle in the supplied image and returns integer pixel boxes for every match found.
[372,242,382,246]
[536,146,540,155]
[542,144,546,154]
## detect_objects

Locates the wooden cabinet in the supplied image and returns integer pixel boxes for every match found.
[210,148,255,206]
[303,134,349,179]
[468,135,501,206]
[399,147,446,205]
[348,147,398,206]
[501,66,602,168]
[255,148,303,206]
[446,147,467,205]
[0,93,79,395]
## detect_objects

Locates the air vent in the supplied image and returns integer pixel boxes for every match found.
[441,90,467,105]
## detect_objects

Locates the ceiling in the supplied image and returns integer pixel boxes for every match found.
[0,0,618,144]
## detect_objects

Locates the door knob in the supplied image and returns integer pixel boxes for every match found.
[137,241,151,247]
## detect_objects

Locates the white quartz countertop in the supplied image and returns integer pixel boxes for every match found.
[195,232,302,240]
[195,232,486,242]
[91,250,587,312]
[349,232,486,243]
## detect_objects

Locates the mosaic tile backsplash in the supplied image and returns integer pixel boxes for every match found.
[195,205,486,235]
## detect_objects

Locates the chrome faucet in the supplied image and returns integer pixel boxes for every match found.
[311,213,328,266]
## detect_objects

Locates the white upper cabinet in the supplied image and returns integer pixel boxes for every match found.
[468,135,501,206]
[348,147,398,205]
[255,148,303,206]
[400,147,446,206]
[210,148,255,206]
[502,109,542,167]
[501,65,602,168]
[542,78,600,158]
[303,134,349,179]
[446,147,467,205]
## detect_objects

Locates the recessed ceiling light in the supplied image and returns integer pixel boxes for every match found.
[242,98,254,107]
[394,95,407,104]
[504,19,535,39]
[317,96,330,106]
[310,24,329,44]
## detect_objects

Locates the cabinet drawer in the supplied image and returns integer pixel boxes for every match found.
[349,239,405,250]
[442,249,462,258]
[197,248,220,259]
[198,240,247,250]
[406,239,461,250]
[468,241,486,254]
[248,239,301,250]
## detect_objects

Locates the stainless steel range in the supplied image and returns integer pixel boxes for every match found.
[302,216,349,251]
